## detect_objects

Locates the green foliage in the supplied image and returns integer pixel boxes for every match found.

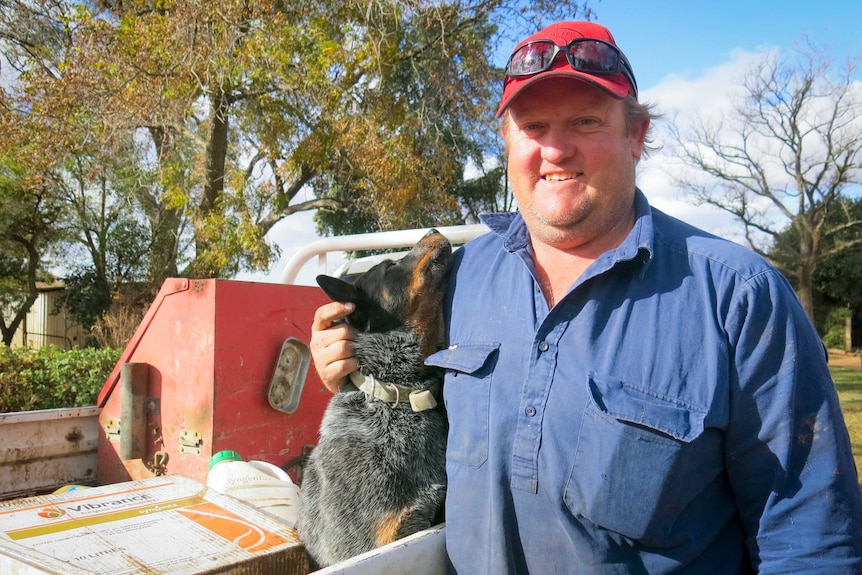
[456,166,512,222]
[811,217,862,310]
[0,345,121,413]
[772,197,862,342]
[0,152,66,345]
[823,307,853,350]
[773,197,862,306]
[59,269,113,331]
[311,4,501,236]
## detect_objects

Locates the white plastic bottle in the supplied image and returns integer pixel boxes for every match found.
[206,450,302,528]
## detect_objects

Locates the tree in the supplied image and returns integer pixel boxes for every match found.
[773,197,862,347]
[774,197,862,309]
[0,155,64,346]
[3,0,591,285]
[0,2,156,344]
[669,41,862,321]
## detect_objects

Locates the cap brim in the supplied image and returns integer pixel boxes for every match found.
[495,69,631,117]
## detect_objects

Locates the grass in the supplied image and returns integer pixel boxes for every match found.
[832,361,862,488]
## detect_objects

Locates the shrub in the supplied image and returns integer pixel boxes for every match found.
[823,307,853,350]
[0,345,121,413]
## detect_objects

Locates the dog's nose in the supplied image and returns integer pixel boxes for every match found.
[418,228,448,248]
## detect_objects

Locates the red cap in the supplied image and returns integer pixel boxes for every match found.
[496,21,636,117]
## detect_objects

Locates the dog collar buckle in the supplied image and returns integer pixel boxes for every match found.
[348,371,438,412]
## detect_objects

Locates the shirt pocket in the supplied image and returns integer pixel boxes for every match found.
[425,342,500,468]
[563,371,707,547]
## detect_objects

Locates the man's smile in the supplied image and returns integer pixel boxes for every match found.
[542,172,582,182]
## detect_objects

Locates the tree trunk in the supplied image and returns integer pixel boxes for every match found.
[189,88,231,277]
[148,210,182,282]
[796,262,816,324]
[145,126,183,282]
[0,239,40,346]
[202,88,229,215]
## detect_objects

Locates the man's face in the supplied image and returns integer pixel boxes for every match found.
[504,77,648,254]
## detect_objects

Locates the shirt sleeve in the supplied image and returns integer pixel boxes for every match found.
[724,269,862,573]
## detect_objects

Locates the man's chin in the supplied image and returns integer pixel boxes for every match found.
[525,219,585,250]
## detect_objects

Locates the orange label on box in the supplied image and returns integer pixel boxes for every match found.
[178,501,288,553]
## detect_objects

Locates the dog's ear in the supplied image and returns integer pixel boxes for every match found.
[316,275,361,304]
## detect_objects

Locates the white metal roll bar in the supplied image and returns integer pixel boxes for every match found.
[279,224,489,284]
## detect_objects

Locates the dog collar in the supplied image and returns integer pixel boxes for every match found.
[348,371,440,412]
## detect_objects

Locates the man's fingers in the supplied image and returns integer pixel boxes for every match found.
[318,356,359,393]
[310,301,357,393]
[312,340,357,393]
[312,301,355,331]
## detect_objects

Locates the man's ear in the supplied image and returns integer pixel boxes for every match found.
[629,117,650,161]
[316,275,361,304]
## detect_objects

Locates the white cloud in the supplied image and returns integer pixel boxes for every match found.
[648,48,767,124]
[638,47,778,245]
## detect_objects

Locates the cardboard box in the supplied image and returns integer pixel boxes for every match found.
[0,475,309,574]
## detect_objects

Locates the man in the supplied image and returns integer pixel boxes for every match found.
[310,21,862,574]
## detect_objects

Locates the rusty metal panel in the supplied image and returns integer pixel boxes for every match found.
[96,279,331,487]
[0,407,99,500]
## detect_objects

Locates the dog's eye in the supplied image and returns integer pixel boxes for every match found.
[380,260,398,275]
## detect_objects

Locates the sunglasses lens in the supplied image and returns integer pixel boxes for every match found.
[507,42,558,77]
[503,37,637,97]
[567,40,620,73]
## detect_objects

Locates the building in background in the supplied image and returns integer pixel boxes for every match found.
[8,283,89,350]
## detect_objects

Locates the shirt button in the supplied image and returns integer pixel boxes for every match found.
[538,341,549,352]
[525,406,537,417]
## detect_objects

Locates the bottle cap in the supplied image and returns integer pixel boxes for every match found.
[209,450,243,470]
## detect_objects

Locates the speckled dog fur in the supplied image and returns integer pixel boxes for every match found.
[298,229,451,568]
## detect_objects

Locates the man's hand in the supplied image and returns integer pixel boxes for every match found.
[310,301,358,393]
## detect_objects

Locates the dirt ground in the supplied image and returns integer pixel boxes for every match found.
[828,349,862,370]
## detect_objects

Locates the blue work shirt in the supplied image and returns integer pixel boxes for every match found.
[426,191,862,574]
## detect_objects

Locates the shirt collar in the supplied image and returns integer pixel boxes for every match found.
[478,189,655,267]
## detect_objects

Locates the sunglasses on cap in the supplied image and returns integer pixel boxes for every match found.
[505,38,638,98]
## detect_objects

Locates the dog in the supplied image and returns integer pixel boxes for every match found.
[298,228,451,568]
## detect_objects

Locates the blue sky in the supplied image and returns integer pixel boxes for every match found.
[248,1,862,284]
[589,0,862,90]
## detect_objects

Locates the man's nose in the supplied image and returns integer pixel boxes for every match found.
[540,129,577,163]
